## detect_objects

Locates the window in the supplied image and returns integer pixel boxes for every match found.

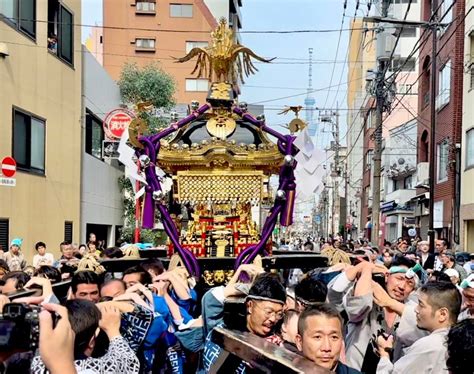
[135,38,155,50]
[467,129,474,168]
[85,111,104,160]
[390,57,416,72]
[0,0,36,39]
[470,64,474,91]
[64,221,73,242]
[437,140,449,182]
[170,4,193,18]
[436,61,451,109]
[48,0,74,64]
[0,219,9,253]
[404,175,413,189]
[366,150,374,170]
[186,41,208,53]
[136,1,156,13]
[439,0,453,24]
[13,108,45,174]
[185,78,208,92]
[397,84,416,95]
[392,179,400,192]
[365,110,376,130]
[364,187,370,204]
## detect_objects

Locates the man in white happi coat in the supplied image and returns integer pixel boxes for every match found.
[376,281,462,373]
[327,255,427,372]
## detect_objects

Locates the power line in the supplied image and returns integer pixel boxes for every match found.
[322,0,348,113]
[248,75,367,105]
[4,16,374,34]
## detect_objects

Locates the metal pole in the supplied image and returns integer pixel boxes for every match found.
[371,63,384,246]
[334,110,340,237]
[134,160,141,243]
[428,0,438,253]
[370,0,390,246]
[343,168,348,241]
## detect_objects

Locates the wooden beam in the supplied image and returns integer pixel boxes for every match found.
[211,327,330,374]
[101,254,328,273]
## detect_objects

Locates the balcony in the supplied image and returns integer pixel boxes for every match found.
[385,189,416,207]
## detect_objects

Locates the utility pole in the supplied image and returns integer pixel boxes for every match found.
[333,110,340,237]
[321,110,340,237]
[343,167,349,241]
[428,0,438,254]
[370,0,390,246]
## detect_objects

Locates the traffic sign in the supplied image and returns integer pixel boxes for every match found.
[103,109,135,140]
[314,215,321,224]
[0,177,16,187]
[1,157,16,178]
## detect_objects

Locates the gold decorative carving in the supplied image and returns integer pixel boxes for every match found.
[209,82,233,101]
[173,18,274,85]
[177,171,263,204]
[278,105,307,134]
[206,108,237,139]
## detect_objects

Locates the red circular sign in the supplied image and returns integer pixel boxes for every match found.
[103,109,135,140]
[1,157,16,178]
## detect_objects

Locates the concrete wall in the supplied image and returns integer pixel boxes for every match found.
[346,18,376,236]
[383,121,417,198]
[81,49,124,244]
[0,1,82,261]
[460,0,474,251]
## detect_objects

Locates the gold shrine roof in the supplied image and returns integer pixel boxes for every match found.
[158,117,283,174]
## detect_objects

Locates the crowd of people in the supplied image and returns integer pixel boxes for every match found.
[0,233,473,373]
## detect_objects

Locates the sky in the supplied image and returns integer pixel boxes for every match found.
[80,0,376,150]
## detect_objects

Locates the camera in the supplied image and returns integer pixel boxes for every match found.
[0,303,40,351]
[372,273,386,290]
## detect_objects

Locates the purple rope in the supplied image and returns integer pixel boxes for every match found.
[235,204,284,267]
[157,204,200,276]
[136,103,299,276]
[160,212,198,276]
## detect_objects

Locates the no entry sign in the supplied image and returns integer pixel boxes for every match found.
[103,109,135,140]
[1,157,16,178]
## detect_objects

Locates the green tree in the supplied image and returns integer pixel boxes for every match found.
[117,63,176,244]
[119,62,176,108]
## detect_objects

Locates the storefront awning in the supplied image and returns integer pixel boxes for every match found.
[381,200,398,213]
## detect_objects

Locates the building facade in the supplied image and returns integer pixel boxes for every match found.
[417,0,465,246]
[102,0,242,106]
[81,48,125,247]
[346,18,376,239]
[359,0,421,241]
[460,0,474,252]
[380,120,418,242]
[0,0,82,261]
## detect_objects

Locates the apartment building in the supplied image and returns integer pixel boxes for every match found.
[0,0,82,260]
[102,0,242,106]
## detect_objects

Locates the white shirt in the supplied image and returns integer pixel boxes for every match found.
[377,328,449,374]
[32,253,55,268]
[463,261,474,275]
